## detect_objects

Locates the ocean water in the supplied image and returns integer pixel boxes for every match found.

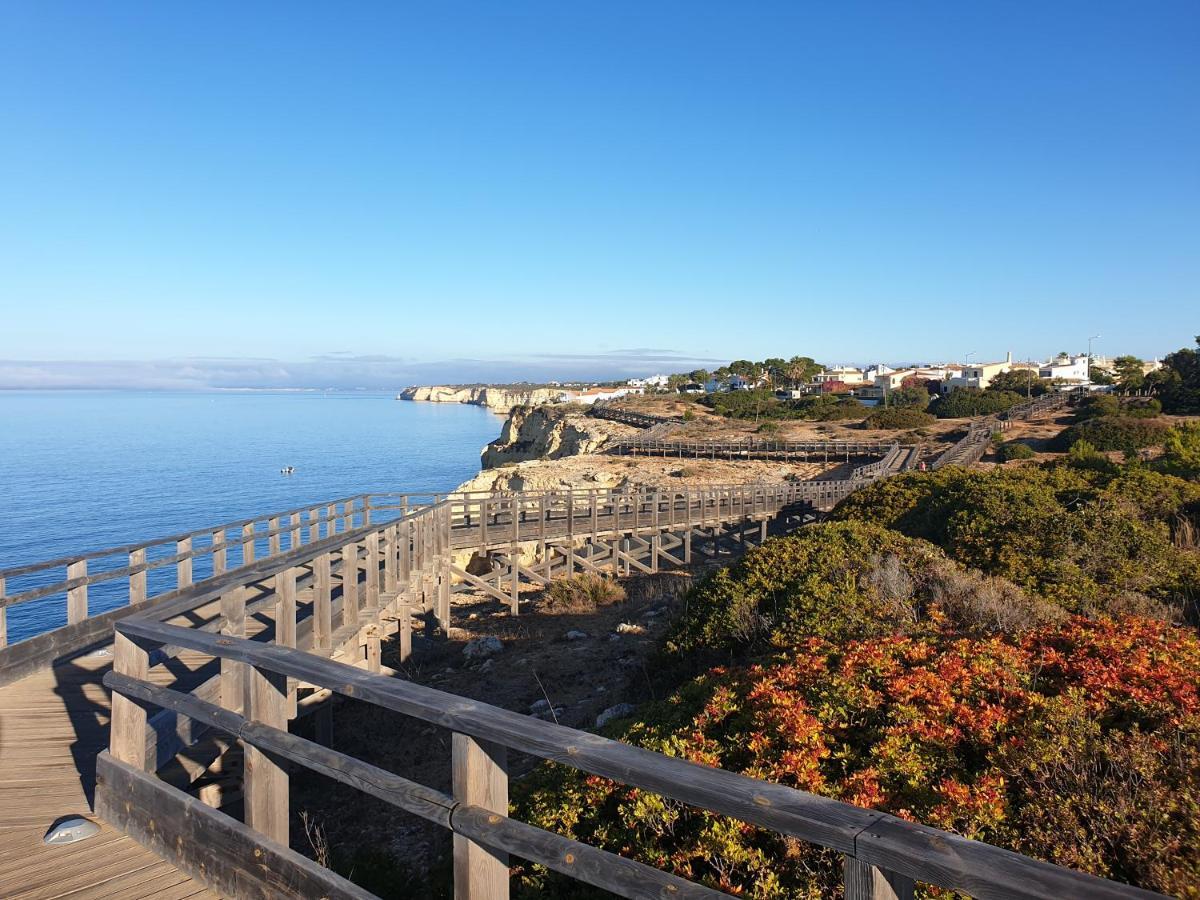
[0,391,501,642]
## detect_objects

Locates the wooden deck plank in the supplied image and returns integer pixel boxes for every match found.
[0,650,219,899]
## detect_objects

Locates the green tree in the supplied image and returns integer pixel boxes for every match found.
[1112,355,1146,390]
[1149,336,1200,413]
[888,385,931,409]
[988,369,1048,397]
[785,355,822,388]
[760,357,787,385]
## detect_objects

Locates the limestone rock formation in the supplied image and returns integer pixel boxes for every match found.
[398,384,564,412]
[480,405,633,468]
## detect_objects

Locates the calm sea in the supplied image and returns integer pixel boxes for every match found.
[0,390,501,642]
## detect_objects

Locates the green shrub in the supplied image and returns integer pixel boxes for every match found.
[1074,394,1121,421]
[1157,422,1200,481]
[1075,395,1161,421]
[933,387,1023,418]
[997,441,1036,461]
[863,407,935,429]
[829,465,1200,616]
[543,573,626,613]
[1056,416,1170,452]
[664,522,1051,657]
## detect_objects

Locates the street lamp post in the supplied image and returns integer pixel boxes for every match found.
[1087,334,1101,382]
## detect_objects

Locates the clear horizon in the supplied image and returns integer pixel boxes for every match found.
[2,2,1197,387]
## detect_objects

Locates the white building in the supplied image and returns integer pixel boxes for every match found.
[561,387,639,405]
[862,364,896,381]
[628,374,670,389]
[1039,354,1090,383]
[812,366,866,386]
[947,353,1015,390]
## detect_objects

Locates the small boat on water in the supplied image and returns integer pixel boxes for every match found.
[280,466,295,475]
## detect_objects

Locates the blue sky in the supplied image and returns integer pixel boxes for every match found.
[1,2,1197,387]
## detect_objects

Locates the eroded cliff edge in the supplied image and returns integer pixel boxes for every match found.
[399,384,564,412]
[480,404,633,467]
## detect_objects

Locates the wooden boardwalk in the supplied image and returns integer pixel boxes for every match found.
[0,651,218,899]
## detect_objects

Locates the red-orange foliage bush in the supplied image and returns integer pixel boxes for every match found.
[517,616,1200,898]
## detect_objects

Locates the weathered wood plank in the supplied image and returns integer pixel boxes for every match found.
[96,752,374,900]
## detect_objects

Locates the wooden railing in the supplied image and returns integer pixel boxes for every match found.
[609,437,902,459]
[589,401,684,429]
[98,602,1163,900]
[932,393,1070,470]
[0,480,856,685]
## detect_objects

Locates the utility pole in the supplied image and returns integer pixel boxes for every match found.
[1087,334,1101,382]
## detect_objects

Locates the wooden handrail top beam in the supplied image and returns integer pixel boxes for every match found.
[0,492,374,579]
[105,672,729,900]
[112,619,1163,899]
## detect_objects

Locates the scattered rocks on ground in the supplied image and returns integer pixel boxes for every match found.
[616,622,646,635]
[463,636,504,660]
[565,629,589,641]
[595,703,637,728]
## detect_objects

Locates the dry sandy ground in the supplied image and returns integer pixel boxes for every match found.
[456,451,842,494]
[612,394,970,445]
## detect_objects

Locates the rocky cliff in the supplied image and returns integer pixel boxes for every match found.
[398,385,564,412]
[479,405,633,468]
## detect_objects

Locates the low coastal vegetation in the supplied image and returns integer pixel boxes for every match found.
[862,406,935,429]
[514,459,1200,898]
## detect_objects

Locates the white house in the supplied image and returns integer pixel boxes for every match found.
[947,353,1015,390]
[628,374,670,389]
[812,366,866,386]
[1039,354,1090,383]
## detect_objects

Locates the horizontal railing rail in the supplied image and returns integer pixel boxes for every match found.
[101,618,1165,900]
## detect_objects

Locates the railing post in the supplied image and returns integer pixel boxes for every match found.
[309,507,321,543]
[211,530,226,576]
[452,733,509,900]
[67,559,87,624]
[365,531,381,610]
[246,664,289,844]
[276,566,298,717]
[844,857,914,900]
[129,548,147,604]
[177,538,192,589]
[242,522,256,565]
[290,512,302,550]
[269,516,281,557]
[342,541,360,626]
[384,523,398,594]
[110,629,150,770]
[314,553,332,650]
[220,589,246,713]
[363,496,372,527]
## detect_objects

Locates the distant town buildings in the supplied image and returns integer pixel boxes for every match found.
[675,348,1146,399]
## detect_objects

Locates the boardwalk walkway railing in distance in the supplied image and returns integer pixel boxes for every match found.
[589,401,684,429]
[932,392,1071,470]
[609,437,903,462]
